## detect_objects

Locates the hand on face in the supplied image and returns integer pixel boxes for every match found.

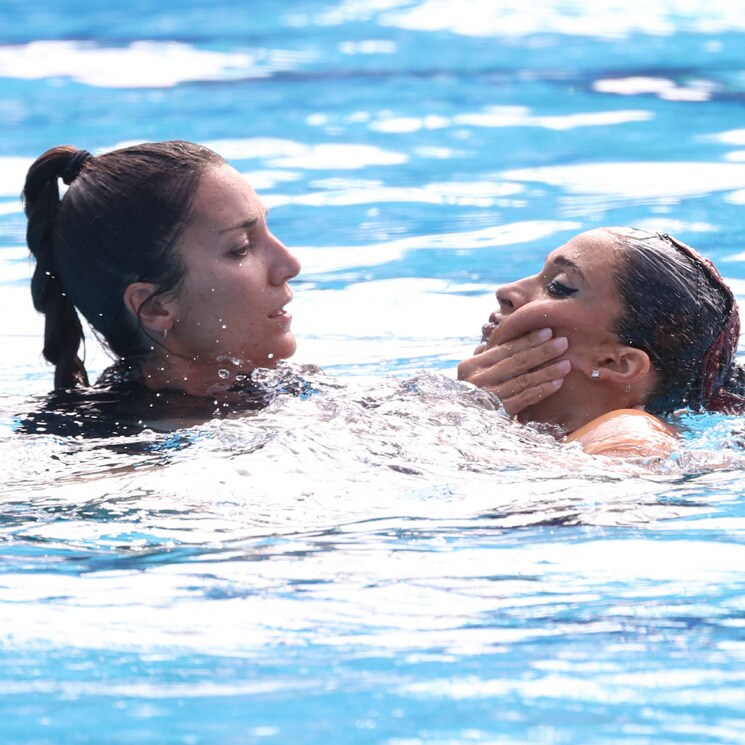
[458,231,625,418]
[457,325,571,417]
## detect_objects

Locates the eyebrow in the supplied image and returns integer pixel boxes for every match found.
[218,209,269,234]
[552,255,586,281]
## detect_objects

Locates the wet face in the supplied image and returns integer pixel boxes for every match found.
[485,229,627,426]
[167,163,301,370]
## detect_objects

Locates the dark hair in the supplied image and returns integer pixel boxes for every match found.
[610,228,744,414]
[23,140,224,389]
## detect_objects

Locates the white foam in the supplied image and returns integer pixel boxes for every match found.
[292,220,579,275]
[594,76,714,102]
[0,201,22,216]
[370,108,652,133]
[629,219,717,235]
[726,189,745,205]
[372,115,451,133]
[501,162,745,200]
[267,143,408,169]
[455,109,653,130]
[205,139,408,169]
[0,156,33,198]
[202,138,308,160]
[262,179,522,208]
[0,40,312,88]
[368,0,745,37]
[292,278,490,341]
[338,39,398,54]
[709,129,745,147]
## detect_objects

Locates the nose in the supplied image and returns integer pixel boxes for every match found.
[496,276,532,314]
[268,233,301,285]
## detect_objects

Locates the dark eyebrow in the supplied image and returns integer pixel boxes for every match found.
[218,209,268,234]
[553,255,586,281]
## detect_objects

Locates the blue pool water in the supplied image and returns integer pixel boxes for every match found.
[2,1,745,743]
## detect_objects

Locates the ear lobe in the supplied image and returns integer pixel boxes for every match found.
[123,281,174,334]
[597,346,651,384]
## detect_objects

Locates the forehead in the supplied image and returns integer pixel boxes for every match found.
[190,164,263,228]
[547,230,624,277]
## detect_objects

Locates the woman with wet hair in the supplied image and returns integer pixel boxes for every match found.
[21,140,309,433]
[458,228,745,457]
[23,140,303,395]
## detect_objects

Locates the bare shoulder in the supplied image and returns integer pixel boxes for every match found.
[565,409,678,459]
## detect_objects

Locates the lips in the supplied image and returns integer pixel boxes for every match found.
[269,294,293,320]
[481,311,500,343]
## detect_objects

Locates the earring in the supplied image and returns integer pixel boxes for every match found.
[591,369,600,379]
[162,328,168,339]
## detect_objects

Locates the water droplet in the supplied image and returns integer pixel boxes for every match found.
[221,324,227,329]
[267,353,274,360]
[218,369,230,379]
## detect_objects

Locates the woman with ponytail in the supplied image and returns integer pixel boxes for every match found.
[459,227,745,458]
[21,141,305,432]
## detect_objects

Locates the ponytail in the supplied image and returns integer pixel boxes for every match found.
[22,140,223,391]
[23,146,91,389]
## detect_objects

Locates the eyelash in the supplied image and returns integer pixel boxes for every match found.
[229,242,250,259]
[547,279,578,297]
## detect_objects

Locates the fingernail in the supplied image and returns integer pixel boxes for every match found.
[535,328,552,342]
[551,336,568,352]
[555,359,571,374]
[549,378,564,389]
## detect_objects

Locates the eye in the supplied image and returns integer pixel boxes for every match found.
[229,242,250,259]
[547,279,578,297]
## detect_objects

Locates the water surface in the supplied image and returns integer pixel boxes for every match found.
[2,1,745,743]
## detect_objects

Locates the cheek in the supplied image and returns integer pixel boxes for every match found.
[498,301,574,341]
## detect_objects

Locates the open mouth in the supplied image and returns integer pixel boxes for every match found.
[269,295,293,319]
[481,313,500,343]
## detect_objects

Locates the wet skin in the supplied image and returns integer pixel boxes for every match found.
[460,229,648,432]
[137,163,301,396]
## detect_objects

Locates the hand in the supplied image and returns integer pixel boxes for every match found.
[457,327,571,417]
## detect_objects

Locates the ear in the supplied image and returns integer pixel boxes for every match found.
[123,282,175,335]
[595,345,651,385]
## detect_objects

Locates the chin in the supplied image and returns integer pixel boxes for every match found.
[265,334,297,366]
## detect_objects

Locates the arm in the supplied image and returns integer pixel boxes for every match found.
[565,409,677,459]
[457,327,571,417]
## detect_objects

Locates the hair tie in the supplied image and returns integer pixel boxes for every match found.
[62,149,92,185]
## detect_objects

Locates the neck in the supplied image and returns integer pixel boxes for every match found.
[518,379,643,435]
[137,353,266,398]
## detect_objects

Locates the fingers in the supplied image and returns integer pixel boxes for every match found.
[458,327,571,417]
[493,358,571,401]
[501,378,565,418]
[471,359,571,416]
[458,333,568,387]
[484,325,551,353]
[474,326,555,358]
